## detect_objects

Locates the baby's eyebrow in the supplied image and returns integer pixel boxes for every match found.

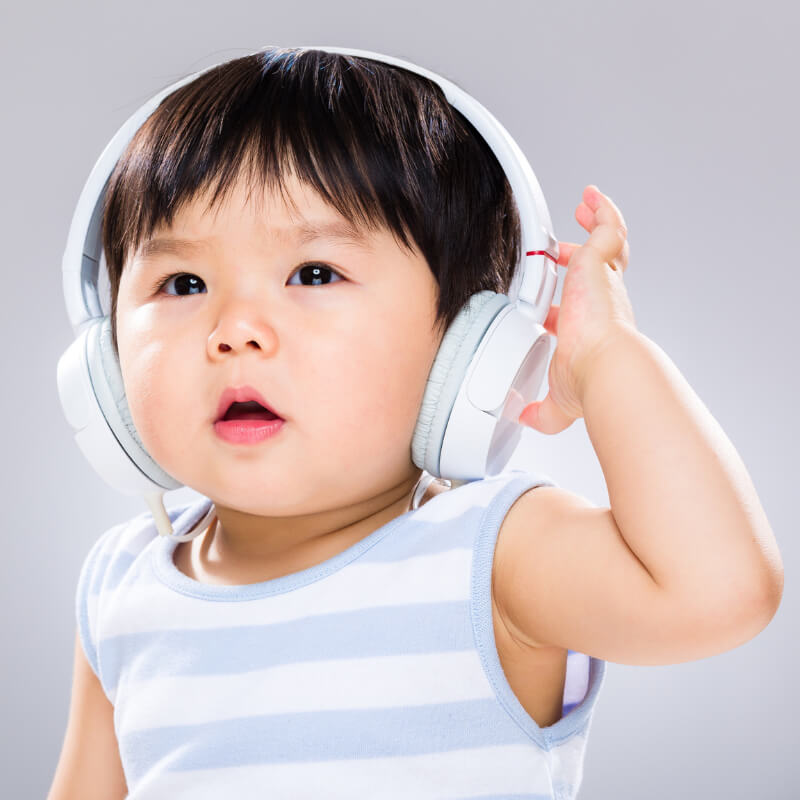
[293,220,372,248]
[137,237,207,262]
[137,220,372,262]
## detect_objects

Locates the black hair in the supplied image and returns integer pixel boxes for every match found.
[102,47,521,354]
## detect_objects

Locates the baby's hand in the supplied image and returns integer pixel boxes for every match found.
[518,185,637,434]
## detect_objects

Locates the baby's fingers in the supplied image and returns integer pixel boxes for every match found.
[576,186,628,267]
[557,187,629,271]
[584,185,627,232]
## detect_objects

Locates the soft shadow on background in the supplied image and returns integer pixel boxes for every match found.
[3,1,796,797]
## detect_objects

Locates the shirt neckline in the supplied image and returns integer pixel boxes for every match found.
[151,498,422,602]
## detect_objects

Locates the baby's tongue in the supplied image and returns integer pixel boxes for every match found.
[232,410,277,421]
[225,401,278,421]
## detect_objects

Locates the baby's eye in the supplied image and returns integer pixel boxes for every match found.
[287,263,345,286]
[155,273,206,296]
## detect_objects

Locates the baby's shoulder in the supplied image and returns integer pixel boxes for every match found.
[78,510,155,590]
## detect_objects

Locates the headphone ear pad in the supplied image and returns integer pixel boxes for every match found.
[412,290,510,476]
[88,316,181,490]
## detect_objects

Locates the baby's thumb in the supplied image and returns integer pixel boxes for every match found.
[518,394,576,435]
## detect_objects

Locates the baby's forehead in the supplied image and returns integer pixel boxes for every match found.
[163,175,382,236]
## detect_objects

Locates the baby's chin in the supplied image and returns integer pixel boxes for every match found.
[181,473,334,517]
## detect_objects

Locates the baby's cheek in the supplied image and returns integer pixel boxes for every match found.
[119,355,183,467]
[319,351,416,459]
[127,387,167,462]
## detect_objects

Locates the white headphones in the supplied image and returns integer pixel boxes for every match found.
[56,45,559,539]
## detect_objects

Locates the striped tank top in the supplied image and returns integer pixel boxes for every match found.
[76,469,606,799]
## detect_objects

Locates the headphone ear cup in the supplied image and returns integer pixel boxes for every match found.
[90,316,181,490]
[412,291,510,476]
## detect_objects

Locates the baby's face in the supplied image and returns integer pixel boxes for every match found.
[116,173,443,516]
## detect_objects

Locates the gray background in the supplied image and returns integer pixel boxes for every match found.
[3,0,796,797]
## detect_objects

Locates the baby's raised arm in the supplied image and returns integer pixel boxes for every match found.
[47,630,128,800]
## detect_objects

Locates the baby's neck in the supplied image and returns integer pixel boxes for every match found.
[174,477,451,587]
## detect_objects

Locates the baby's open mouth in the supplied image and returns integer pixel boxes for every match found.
[221,401,279,422]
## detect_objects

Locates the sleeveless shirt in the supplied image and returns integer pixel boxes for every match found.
[76,469,607,799]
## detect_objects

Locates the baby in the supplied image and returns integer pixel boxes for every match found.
[49,48,784,800]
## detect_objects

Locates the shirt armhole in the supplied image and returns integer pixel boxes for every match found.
[471,471,608,753]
